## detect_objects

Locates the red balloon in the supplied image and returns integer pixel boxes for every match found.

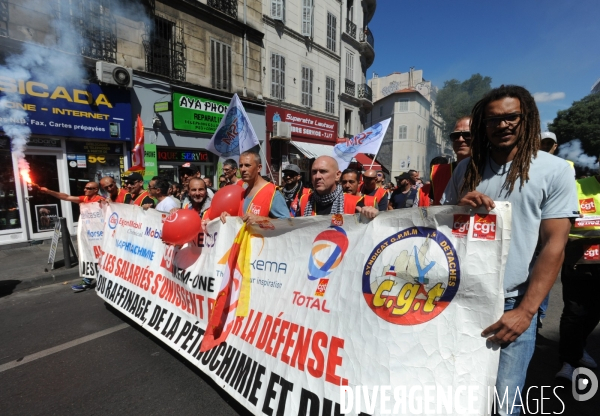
[206,185,244,220]
[162,209,202,246]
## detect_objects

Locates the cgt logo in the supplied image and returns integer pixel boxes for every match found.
[108,212,119,229]
[472,214,496,240]
[307,225,349,281]
[584,244,600,261]
[580,198,596,214]
[452,214,470,237]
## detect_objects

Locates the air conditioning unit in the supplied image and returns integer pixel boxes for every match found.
[96,61,133,88]
[272,121,292,140]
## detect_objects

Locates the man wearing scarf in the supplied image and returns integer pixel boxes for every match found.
[280,164,308,217]
[298,156,378,219]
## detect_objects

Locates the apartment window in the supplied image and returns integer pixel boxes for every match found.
[327,13,337,52]
[211,39,231,91]
[399,99,408,112]
[143,16,187,81]
[325,77,335,114]
[345,51,354,81]
[271,53,285,99]
[398,125,407,140]
[301,66,313,107]
[301,0,313,37]
[271,0,285,22]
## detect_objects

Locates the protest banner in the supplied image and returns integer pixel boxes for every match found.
[78,202,511,415]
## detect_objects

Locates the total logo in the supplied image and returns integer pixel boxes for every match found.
[108,212,119,229]
[362,227,460,325]
[584,244,600,261]
[580,198,596,214]
[307,225,349,281]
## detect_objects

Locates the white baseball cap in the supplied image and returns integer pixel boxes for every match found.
[541,132,557,142]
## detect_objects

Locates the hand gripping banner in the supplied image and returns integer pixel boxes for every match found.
[78,202,512,416]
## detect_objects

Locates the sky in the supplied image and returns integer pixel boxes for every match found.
[368,0,600,130]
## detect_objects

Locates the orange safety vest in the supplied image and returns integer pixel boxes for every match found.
[298,192,358,216]
[114,188,129,203]
[129,190,151,206]
[79,195,105,203]
[288,187,311,217]
[430,164,453,205]
[418,184,431,207]
[362,186,387,208]
[240,182,278,217]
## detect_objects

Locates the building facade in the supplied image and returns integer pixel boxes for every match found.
[262,0,376,182]
[369,70,452,180]
[0,0,264,246]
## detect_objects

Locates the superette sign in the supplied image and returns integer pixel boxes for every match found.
[266,105,338,143]
[172,92,228,134]
[0,76,132,141]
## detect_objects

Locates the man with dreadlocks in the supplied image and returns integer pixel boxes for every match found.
[298,156,378,219]
[441,85,579,416]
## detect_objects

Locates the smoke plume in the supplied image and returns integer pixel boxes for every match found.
[557,139,599,170]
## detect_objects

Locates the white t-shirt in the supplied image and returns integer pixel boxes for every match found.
[156,196,180,212]
[441,151,579,297]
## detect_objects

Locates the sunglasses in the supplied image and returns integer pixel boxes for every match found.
[483,113,523,127]
[84,187,98,190]
[449,131,472,141]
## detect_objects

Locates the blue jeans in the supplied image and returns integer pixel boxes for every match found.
[494,297,537,416]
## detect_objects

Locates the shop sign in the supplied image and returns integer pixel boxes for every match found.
[157,148,214,163]
[172,92,228,134]
[154,101,171,113]
[0,77,132,141]
[144,144,158,178]
[28,137,62,148]
[66,141,123,155]
[266,105,338,143]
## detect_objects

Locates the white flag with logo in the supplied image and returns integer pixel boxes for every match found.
[207,93,260,159]
[332,118,391,170]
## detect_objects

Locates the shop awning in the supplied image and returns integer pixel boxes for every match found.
[290,141,334,159]
[354,153,389,174]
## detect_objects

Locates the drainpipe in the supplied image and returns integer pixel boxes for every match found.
[243,0,248,97]
[338,0,343,139]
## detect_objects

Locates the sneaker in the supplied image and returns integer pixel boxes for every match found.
[556,362,575,381]
[71,284,90,292]
[82,278,95,286]
[580,350,598,369]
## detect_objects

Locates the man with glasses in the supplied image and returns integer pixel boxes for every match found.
[222,159,240,186]
[361,169,388,211]
[376,171,385,187]
[38,181,104,204]
[441,85,578,416]
[280,164,308,217]
[99,176,128,203]
[123,172,154,208]
[149,177,179,212]
[430,116,473,205]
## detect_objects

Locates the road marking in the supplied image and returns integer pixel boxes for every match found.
[0,323,129,373]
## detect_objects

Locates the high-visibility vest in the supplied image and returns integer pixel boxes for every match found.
[239,182,278,217]
[571,176,600,235]
[113,188,129,203]
[298,192,358,216]
[79,195,105,203]
[418,184,431,207]
[362,187,386,208]
[128,190,151,206]
[286,187,310,217]
[430,164,453,205]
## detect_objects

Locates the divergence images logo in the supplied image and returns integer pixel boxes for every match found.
[108,212,119,229]
[307,225,349,281]
[362,227,460,325]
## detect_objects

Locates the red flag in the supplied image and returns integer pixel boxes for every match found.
[130,114,144,171]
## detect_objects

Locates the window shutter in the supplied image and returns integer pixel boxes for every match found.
[302,0,312,37]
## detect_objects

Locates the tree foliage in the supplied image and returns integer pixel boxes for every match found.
[549,93,600,157]
[435,74,492,138]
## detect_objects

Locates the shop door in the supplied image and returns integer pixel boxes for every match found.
[23,154,63,238]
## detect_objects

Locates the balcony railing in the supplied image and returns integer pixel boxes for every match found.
[345,19,357,39]
[208,0,238,19]
[357,83,373,102]
[344,79,356,96]
[359,27,375,50]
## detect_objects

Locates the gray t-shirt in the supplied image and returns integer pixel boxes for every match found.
[441,151,579,297]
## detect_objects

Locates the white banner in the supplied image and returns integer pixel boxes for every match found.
[79,203,511,415]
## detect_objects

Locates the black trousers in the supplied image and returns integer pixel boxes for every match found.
[558,263,600,366]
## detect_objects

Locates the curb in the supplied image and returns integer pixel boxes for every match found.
[1,269,82,295]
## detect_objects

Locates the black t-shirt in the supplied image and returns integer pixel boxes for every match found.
[294,199,333,216]
[390,187,418,209]
[124,192,155,207]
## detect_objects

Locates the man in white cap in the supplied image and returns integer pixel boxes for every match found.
[540,132,558,154]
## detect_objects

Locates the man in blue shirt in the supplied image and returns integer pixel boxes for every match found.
[442,85,579,416]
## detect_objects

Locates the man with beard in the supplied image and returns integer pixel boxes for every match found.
[218,151,289,224]
[441,85,578,415]
[389,173,419,209]
[298,156,378,219]
[100,176,128,203]
[280,164,308,217]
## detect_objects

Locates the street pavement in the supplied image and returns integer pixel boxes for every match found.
[0,242,599,415]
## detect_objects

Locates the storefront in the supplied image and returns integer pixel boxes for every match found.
[266,105,338,184]
[133,74,266,186]
[0,77,132,245]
